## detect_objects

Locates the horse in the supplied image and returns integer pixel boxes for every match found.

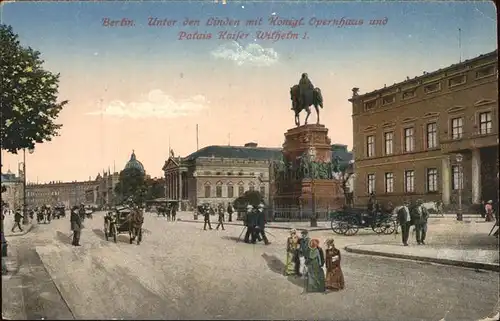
[421,201,443,216]
[128,208,144,245]
[290,85,323,126]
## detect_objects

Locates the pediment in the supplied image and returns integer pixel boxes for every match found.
[162,157,179,171]
[401,117,417,123]
[447,106,465,113]
[363,125,376,132]
[423,112,440,118]
[474,99,496,107]
[382,122,396,128]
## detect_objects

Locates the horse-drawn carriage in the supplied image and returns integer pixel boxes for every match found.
[103,206,143,244]
[53,205,66,219]
[330,207,397,236]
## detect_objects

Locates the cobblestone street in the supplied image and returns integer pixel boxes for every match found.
[2,212,499,320]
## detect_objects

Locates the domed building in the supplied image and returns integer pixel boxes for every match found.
[124,150,145,174]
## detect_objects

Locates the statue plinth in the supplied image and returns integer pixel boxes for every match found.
[273,124,343,213]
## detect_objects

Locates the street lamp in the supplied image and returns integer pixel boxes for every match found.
[22,148,35,225]
[456,153,463,221]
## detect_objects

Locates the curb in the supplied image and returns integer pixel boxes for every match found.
[4,224,34,238]
[176,219,332,231]
[344,245,500,272]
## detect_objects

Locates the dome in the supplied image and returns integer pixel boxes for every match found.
[124,150,145,174]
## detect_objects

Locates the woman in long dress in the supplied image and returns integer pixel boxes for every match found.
[324,238,345,291]
[306,238,325,292]
[284,229,300,276]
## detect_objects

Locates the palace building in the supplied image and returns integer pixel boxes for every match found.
[162,142,353,210]
[349,50,498,209]
[26,179,97,208]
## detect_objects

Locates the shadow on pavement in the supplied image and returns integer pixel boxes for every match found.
[261,253,305,288]
[221,236,244,243]
[55,231,72,245]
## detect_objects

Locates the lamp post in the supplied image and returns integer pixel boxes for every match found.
[456,153,463,221]
[22,148,35,225]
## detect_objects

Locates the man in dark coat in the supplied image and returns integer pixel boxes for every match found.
[413,199,429,245]
[215,205,225,230]
[203,204,212,230]
[171,203,177,221]
[11,209,23,233]
[227,203,234,222]
[397,201,411,246]
[244,204,256,243]
[78,203,86,222]
[70,206,83,246]
[298,73,314,109]
[254,203,270,245]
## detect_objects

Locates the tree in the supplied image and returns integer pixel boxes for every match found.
[114,168,147,204]
[233,190,265,212]
[1,24,68,154]
[145,178,165,200]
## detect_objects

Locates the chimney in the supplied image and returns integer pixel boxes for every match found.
[244,142,258,148]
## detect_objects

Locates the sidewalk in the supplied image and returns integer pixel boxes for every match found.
[172,211,332,231]
[345,221,499,271]
[2,243,27,320]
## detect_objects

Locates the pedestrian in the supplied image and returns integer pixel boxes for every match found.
[171,203,177,221]
[480,200,486,218]
[243,204,256,243]
[413,199,429,245]
[254,203,270,245]
[324,238,345,291]
[305,238,325,293]
[299,229,311,273]
[203,204,213,230]
[397,201,411,246]
[78,203,86,222]
[215,205,225,230]
[11,209,23,233]
[70,206,82,246]
[284,228,302,276]
[485,200,494,222]
[227,203,234,222]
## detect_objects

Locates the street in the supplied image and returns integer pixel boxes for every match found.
[3,211,499,320]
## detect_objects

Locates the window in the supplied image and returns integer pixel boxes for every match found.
[204,185,211,198]
[249,182,255,192]
[451,117,463,139]
[403,127,414,152]
[382,95,395,105]
[238,185,244,196]
[367,174,375,194]
[384,132,393,155]
[366,135,375,157]
[364,100,376,111]
[426,122,438,149]
[227,184,234,198]
[448,75,466,87]
[384,173,394,193]
[424,82,440,94]
[402,89,416,100]
[479,112,492,134]
[216,185,222,198]
[452,165,463,190]
[427,168,438,192]
[259,185,265,196]
[476,66,495,79]
[404,170,415,193]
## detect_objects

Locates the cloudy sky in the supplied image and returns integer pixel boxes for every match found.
[0,0,497,182]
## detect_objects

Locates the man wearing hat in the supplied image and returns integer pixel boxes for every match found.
[254,203,270,245]
[203,204,213,230]
[397,200,411,246]
[244,204,256,243]
[11,209,23,233]
[78,203,86,222]
[70,205,83,246]
[413,199,429,245]
[485,200,494,222]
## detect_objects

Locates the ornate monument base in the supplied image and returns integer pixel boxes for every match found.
[273,124,344,216]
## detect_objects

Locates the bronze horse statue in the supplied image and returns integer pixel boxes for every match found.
[290,85,323,126]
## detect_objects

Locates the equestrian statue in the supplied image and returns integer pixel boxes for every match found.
[290,73,324,126]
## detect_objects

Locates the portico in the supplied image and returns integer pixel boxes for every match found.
[162,157,188,202]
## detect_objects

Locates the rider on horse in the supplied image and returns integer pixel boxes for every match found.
[296,73,315,109]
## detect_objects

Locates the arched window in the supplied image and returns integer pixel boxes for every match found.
[204,181,211,198]
[238,181,245,196]
[227,182,234,198]
[216,181,223,198]
[248,181,255,192]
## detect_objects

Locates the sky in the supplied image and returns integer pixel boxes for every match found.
[0,0,497,183]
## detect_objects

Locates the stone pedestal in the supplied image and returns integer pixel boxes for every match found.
[274,124,343,212]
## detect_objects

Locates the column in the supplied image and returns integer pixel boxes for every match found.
[178,170,183,201]
[173,173,177,199]
[471,148,481,204]
[441,156,451,205]
[166,173,170,199]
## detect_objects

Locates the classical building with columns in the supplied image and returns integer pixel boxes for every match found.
[350,50,498,209]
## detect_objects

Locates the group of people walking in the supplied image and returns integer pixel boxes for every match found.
[396,199,430,246]
[242,203,270,245]
[200,203,236,231]
[284,229,345,292]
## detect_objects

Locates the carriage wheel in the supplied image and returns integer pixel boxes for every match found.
[372,219,386,234]
[382,220,397,235]
[343,217,359,236]
[331,219,346,235]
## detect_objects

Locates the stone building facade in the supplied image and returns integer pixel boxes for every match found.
[26,180,98,208]
[349,50,498,209]
[1,170,23,210]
